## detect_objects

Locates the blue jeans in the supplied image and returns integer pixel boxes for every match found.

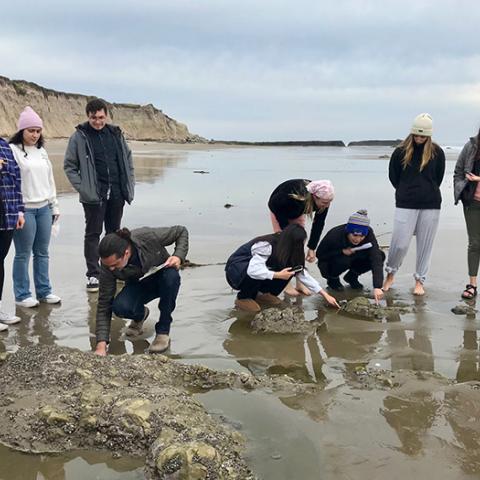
[112,268,181,334]
[13,205,53,301]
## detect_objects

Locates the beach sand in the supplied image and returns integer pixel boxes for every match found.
[1,140,478,479]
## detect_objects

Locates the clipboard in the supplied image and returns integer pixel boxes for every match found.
[139,262,168,281]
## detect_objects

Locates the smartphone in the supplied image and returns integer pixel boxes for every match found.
[289,265,304,273]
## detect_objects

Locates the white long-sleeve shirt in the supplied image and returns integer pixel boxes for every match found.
[246,241,323,293]
[10,144,59,215]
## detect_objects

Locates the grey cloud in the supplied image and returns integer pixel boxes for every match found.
[1,0,479,142]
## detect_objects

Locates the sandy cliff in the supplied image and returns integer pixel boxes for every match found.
[0,76,203,142]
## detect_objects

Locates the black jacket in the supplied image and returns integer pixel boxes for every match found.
[389,143,445,209]
[268,178,329,249]
[316,225,384,288]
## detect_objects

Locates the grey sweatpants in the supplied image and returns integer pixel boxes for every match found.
[385,208,440,284]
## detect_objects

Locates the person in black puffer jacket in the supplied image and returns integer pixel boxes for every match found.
[268,179,334,296]
[383,113,445,296]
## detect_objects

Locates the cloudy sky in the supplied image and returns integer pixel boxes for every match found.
[1,0,478,143]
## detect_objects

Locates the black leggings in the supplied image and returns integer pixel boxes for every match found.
[237,275,289,300]
[0,230,13,300]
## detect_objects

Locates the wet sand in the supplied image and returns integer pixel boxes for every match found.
[1,141,479,479]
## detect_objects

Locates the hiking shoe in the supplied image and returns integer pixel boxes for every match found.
[15,297,39,308]
[256,293,282,305]
[0,311,20,325]
[344,271,364,290]
[327,278,344,291]
[149,334,170,353]
[234,298,261,312]
[125,307,149,336]
[0,322,7,332]
[86,277,99,293]
[39,294,61,304]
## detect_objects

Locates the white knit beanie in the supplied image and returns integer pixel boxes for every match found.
[411,113,433,137]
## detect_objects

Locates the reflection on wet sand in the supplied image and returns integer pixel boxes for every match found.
[0,444,143,480]
[0,304,60,353]
[48,142,188,194]
[223,311,326,384]
[456,329,480,382]
[381,392,439,455]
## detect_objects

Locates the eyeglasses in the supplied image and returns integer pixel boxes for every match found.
[88,114,107,121]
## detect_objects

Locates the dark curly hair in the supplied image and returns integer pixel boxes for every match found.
[99,228,132,259]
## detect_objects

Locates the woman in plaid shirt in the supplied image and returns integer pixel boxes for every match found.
[0,138,24,328]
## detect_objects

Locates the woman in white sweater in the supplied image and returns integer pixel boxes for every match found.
[9,107,60,307]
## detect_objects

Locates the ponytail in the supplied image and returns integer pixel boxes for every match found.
[99,228,132,259]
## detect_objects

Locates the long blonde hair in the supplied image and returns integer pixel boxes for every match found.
[289,180,316,217]
[400,134,437,171]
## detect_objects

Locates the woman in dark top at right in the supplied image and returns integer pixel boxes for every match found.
[382,113,445,296]
[453,127,480,299]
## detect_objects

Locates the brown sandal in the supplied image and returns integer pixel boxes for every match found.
[462,284,477,299]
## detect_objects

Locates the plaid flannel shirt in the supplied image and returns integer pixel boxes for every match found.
[0,138,24,230]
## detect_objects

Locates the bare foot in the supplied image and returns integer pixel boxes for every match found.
[295,281,312,296]
[382,273,395,292]
[284,285,301,296]
[413,281,425,296]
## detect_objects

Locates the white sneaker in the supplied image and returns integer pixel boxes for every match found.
[0,311,20,325]
[16,297,39,308]
[0,322,8,332]
[86,277,99,293]
[39,294,61,304]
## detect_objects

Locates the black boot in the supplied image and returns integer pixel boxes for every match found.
[327,277,344,291]
[344,270,363,289]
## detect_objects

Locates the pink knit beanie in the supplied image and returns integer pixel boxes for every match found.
[306,180,335,200]
[17,106,43,130]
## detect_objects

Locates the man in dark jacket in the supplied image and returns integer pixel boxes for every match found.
[64,98,135,293]
[316,210,385,304]
[94,225,188,356]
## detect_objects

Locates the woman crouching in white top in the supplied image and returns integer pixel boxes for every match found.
[9,107,60,307]
[225,224,339,312]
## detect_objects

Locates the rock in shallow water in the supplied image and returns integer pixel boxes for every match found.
[451,304,477,316]
[251,307,322,334]
[340,297,413,320]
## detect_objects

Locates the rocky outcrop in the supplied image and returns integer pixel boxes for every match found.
[0,345,316,479]
[251,307,324,334]
[0,76,204,142]
[339,297,413,320]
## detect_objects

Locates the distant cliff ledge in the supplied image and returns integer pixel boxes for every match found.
[0,76,204,142]
[210,140,346,147]
[347,139,402,147]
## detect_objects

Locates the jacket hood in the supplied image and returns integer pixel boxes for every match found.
[76,122,122,135]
